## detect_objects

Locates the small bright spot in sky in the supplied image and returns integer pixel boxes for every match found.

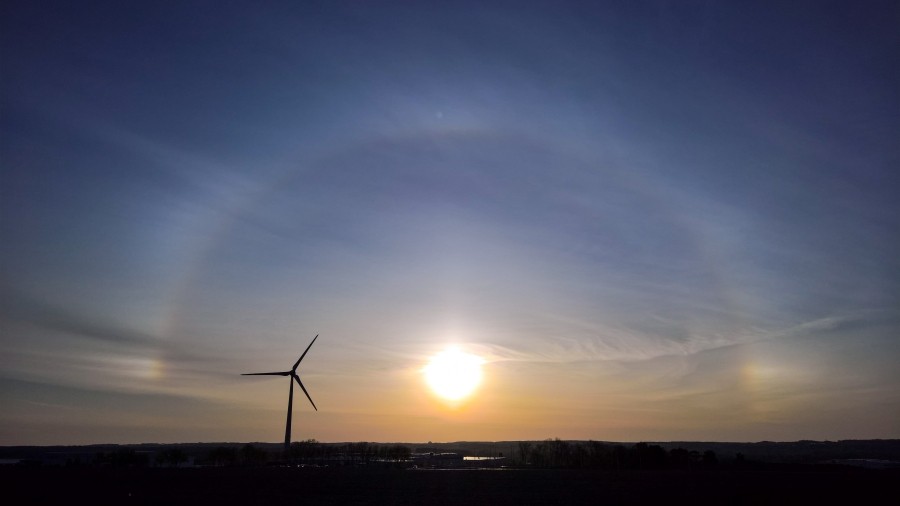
[423,347,485,402]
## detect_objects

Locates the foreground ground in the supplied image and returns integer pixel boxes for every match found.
[3,465,897,505]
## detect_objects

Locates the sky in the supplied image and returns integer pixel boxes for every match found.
[1,1,898,445]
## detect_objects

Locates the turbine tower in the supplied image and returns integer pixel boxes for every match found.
[242,334,319,454]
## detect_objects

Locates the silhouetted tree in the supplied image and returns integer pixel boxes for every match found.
[570,442,588,468]
[670,448,690,469]
[517,441,533,465]
[531,440,550,467]
[155,448,187,467]
[612,445,628,470]
[586,441,612,468]
[94,448,148,468]
[348,442,371,464]
[628,443,667,469]
[290,439,321,463]
[240,444,268,466]
[385,444,410,462]
[208,446,238,467]
[689,450,702,468]
[703,450,718,467]
[549,439,570,467]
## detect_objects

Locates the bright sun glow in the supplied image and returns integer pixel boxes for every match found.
[423,347,485,402]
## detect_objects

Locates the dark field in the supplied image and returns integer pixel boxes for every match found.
[3,465,897,505]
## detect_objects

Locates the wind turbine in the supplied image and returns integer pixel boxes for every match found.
[242,334,319,454]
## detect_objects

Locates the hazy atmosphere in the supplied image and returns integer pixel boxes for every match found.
[2,1,898,445]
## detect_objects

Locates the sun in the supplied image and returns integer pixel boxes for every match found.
[423,347,485,402]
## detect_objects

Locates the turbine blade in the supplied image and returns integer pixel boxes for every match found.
[241,371,290,376]
[292,334,319,371]
[294,375,317,411]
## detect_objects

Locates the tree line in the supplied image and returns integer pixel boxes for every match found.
[515,440,719,470]
[86,440,721,469]
[207,440,411,467]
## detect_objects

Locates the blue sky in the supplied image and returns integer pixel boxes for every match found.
[2,1,898,444]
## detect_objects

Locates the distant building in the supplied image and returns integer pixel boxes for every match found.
[410,452,506,469]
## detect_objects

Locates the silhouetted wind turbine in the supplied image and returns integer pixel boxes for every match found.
[242,334,319,454]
